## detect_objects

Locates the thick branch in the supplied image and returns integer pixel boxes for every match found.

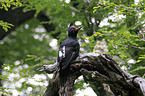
[42,53,145,96]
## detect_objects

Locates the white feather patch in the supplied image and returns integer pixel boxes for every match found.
[59,46,66,58]
[59,51,63,57]
[63,46,65,57]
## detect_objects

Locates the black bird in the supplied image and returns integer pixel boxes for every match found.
[57,23,81,85]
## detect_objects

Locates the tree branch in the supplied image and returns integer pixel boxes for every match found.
[42,53,145,96]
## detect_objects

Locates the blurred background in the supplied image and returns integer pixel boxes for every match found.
[0,0,145,95]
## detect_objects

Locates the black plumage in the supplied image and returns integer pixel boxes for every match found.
[57,23,81,85]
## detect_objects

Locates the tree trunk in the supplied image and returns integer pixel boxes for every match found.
[41,53,145,96]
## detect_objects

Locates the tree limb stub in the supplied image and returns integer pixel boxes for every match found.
[42,53,145,96]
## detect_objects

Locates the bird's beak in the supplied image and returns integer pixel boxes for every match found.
[76,26,82,32]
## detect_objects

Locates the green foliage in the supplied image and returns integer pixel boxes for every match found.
[0,0,22,11]
[73,76,89,95]
[92,0,145,76]
[0,18,57,95]
[0,0,22,31]
[132,66,145,72]
[0,20,13,32]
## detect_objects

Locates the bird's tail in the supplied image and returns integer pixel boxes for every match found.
[59,68,68,86]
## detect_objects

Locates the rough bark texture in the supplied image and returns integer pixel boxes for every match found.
[42,53,145,96]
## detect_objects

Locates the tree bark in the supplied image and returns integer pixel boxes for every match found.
[42,53,145,96]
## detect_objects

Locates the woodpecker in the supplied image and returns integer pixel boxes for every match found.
[57,23,82,85]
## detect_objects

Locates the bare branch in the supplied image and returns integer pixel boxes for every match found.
[128,44,145,51]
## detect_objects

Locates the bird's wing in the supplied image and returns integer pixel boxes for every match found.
[58,46,78,70]
[57,45,68,63]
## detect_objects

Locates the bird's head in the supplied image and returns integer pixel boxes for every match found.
[68,23,82,38]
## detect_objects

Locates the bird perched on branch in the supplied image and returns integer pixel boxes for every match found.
[57,23,82,85]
